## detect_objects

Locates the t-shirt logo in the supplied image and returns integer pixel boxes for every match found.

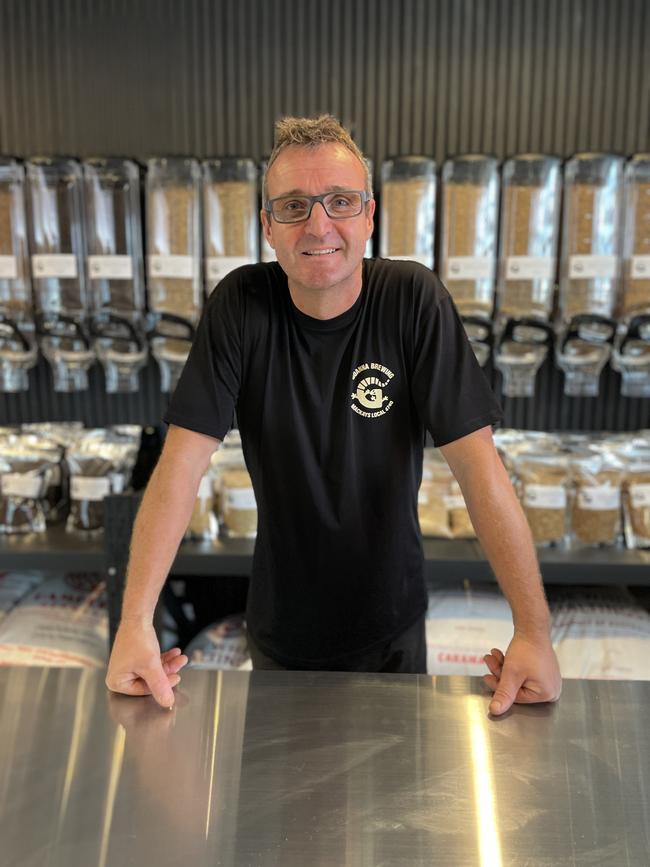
[351,362,395,418]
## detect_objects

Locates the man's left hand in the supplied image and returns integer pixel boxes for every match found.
[483,632,562,716]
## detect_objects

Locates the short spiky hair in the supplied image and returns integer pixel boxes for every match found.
[263,114,372,203]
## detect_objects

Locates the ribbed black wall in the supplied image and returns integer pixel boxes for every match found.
[1,0,649,429]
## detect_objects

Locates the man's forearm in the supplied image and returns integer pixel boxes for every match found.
[120,459,203,626]
[458,453,551,639]
[442,429,550,635]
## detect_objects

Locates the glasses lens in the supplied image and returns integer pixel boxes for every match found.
[272,196,311,223]
[323,191,362,218]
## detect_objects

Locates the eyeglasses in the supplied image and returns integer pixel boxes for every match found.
[265,190,369,224]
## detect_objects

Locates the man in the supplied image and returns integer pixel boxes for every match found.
[106,115,561,715]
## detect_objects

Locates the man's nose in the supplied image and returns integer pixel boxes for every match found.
[304,201,333,233]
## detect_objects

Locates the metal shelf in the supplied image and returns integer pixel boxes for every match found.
[2,527,649,585]
[0,525,106,572]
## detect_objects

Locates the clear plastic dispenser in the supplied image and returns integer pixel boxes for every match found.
[26,157,94,391]
[202,157,258,294]
[611,314,650,397]
[621,155,650,320]
[555,314,617,397]
[559,154,624,323]
[496,155,561,325]
[461,315,492,368]
[441,155,499,317]
[145,158,201,390]
[494,318,554,397]
[379,157,436,269]
[83,158,147,392]
[0,159,37,390]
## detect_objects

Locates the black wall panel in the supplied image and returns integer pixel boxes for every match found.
[1,0,649,429]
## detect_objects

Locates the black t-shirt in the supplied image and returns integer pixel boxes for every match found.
[164,258,502,666]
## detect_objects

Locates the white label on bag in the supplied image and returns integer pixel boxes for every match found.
[524,484,566,509]
[631,256,650,279]
[205,257,254,284]
[446,256,495,281]
[578,486,620,510]
[31,254,77,279]
[569,255,617,280]
[224,487,256,510]
[148,255,194,279]
[0,256,18,279]
[388,254,433,269]
[70,476,110,501]
[1,473,42,498]
[630,484,650,508]
[506,256,554,281]
[444,494,466,510]
[197,474,213,498]
[88,255,133,280]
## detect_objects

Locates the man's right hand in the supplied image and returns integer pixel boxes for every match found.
[105,621,188,709]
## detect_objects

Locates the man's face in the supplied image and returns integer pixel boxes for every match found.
[261,143,375,295]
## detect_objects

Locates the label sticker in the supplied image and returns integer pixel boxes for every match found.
[577,486,620,510]
[88,255,133,280]
[446,256,495,281]
[569,255,617,280]
[148,255,194,280]
[70,476,111,501]
[0,256,18,279]
[32,254,78,279]
[506,256,554,281]
[524,484,566,509]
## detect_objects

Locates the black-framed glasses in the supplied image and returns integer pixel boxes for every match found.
[265,190,369,224]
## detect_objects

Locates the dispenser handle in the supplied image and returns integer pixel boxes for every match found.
[498,317,554,350]
[0,314,31,351]
[620,314,650,354]
[560,314,617,353]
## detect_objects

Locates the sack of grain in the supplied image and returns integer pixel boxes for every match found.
[426,583,513,676]
[0,572,108,667]
[185,614,250,670]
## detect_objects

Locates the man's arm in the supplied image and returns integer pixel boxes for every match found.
[439,425,562,716]
[105,424,220,708]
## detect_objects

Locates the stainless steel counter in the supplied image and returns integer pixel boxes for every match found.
[1,669,648,866]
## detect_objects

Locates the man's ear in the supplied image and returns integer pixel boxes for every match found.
[260,209,275,249]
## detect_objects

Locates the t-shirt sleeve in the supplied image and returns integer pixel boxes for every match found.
[162,279,242,441]
[410,279,503,447]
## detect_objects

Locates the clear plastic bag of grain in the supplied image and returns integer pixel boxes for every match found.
[418,450,452,537]
[0,442,58,534]
[145,157,202,327]
[515,451,569,547]
[559,153,624,323]
[621,154,650,320]
[379,157,436,269]
[185,469,218,541]
[210,429,245,517]
[496,155,561,323]
[621,447,650,549]
[569,449,624,548]
[219,465,257,539]
[202,157,258,294]
[66,433,139,535]
[445,479,476,539]
[440,155,500,317]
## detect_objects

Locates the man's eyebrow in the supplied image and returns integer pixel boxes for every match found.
[274,185,355,197]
